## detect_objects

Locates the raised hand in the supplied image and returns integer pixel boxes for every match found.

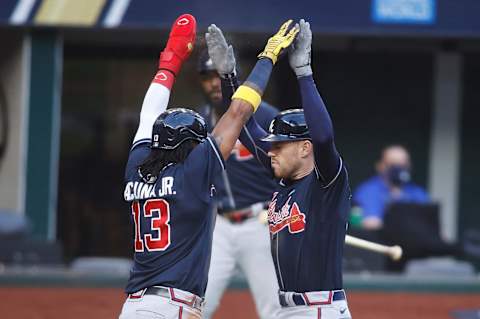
[288,19,312,78]
[205,24,236,76]
[158,14,196,77]
[258,19,299,65]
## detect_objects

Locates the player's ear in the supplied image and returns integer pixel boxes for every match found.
[299,140,313,158]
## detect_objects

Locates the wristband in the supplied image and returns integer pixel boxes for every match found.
[232,85,261,112]
[152,69,175,90]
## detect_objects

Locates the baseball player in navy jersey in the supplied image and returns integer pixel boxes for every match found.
[119,14,299,319]
[207,20,353,318]
[197,45,281,318]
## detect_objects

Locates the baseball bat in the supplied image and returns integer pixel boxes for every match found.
[345,235,403,261]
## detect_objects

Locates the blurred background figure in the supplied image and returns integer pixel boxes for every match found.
[350,144,480,272]
[196,48,281,319]
[197,50,223,111]
[354,145,429,230]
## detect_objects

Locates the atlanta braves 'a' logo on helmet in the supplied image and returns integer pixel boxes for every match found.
[267,193,306,234]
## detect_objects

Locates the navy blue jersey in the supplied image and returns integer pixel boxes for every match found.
[239,75,352,292]
[123,136,225,296]
[267,163,351,292]
[198,102,278,211]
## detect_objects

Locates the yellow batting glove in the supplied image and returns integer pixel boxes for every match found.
[258,19,299,65]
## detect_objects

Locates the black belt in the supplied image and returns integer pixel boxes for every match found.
[222,209,254,223]
[279,290,346,307]
[128,286,204,310]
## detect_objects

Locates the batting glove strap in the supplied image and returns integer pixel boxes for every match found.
[294,65,313,78]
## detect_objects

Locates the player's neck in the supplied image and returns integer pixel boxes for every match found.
[291,162,315,181]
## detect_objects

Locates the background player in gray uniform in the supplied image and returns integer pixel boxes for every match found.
[119,15,299,319]
[209,20,353,319]
[197,42,280,318]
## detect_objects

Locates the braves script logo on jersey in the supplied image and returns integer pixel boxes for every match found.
[267,192,306,234]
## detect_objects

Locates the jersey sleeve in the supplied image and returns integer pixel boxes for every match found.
[218,70,276,172]
[183,135,226,203]
[298,75,342,187]
[239,117,273,173]
[255,101,278,130]
[124,141,151,182]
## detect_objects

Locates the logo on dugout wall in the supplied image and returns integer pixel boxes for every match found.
[267,193,306,234]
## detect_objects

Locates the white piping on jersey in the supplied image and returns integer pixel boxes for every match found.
[320,157,343,189]
[275,235,285,290]
[131,138,150,151]
[207,136,226,170]
[221,169,236,208]
[314,163,323,180]
[207,108,235,207]
[243,125,270,164]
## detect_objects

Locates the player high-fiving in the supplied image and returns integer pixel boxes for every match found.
[118,15,298,319]
[238,19,354,319]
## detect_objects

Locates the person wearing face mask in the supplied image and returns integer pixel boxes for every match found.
[352,145,480,272]
[353,145,429,230]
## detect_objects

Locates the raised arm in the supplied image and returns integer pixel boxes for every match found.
[206,24,275,169]
[289,19,341,183]
[204,24,239,107]
[132,73,172,147]
[133,14,196,147]
[208,20,298,160]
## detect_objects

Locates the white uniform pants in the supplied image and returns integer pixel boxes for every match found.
[278,299,352,319]
[203,215,280,319]
[119,290,202,319]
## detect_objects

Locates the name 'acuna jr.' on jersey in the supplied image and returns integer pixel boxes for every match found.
[124,176,176,201]
[123,136,224,297]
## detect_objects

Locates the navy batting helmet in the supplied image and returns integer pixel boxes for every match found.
[261,109,311,142]
[151,108,207,149]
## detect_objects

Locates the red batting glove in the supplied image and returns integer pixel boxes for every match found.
[158,14,196,77]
